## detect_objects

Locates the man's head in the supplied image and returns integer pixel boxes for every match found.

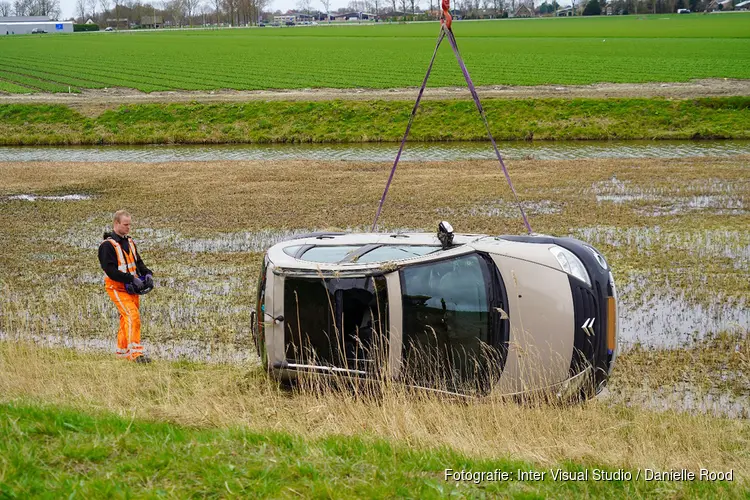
[113,210,132,237]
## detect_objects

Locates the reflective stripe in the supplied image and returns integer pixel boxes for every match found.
[130,239,138,261]
[108,238,138,276]
[112,289,133,347]
[128,342,144,353]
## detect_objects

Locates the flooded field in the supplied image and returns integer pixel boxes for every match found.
[0,154,747,418]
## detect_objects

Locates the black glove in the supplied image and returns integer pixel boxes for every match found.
[143,274,154,288]
[125,276,144,295]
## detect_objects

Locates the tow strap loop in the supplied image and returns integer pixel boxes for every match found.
[371,29,446,233]
[372,26,533,235]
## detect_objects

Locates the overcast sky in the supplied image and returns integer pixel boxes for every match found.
[59,0,355,20]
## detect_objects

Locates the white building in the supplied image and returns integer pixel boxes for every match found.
[0,16,74,35]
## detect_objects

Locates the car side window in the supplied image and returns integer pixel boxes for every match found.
[400,253,491,389]
[356,245,440,264]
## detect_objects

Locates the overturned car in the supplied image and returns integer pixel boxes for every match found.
[251,223,618,398]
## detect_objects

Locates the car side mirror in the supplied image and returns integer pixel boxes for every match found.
[438,221,454,250]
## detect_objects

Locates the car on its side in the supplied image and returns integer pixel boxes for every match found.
[251,222,619,398]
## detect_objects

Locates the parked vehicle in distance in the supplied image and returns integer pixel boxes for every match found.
[285,20,295,26]
[677,8,691,13]
[104,26,114,31]
[251,222,619,399]
[271,21,280,26]
[31,28,47,33]
[259,22,266,27]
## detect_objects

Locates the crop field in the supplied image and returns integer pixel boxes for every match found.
[0,14,749,93]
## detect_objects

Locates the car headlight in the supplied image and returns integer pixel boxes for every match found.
[549,245,591,287]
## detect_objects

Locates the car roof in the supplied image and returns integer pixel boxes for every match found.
[265,230,568,278]
[267,231,489,272]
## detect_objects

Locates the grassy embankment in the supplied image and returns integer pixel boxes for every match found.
[0,14,749,92]
[0,344,748,498]
[0,156,748,495]
[1,97,749,145]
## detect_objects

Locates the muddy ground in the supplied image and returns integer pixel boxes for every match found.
[1,78,749,113]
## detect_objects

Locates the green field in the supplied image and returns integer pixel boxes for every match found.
[1,14,749,93]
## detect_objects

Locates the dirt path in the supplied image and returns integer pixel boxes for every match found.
[1,79,748,111]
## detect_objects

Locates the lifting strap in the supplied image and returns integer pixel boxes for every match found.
[371,25,533,235]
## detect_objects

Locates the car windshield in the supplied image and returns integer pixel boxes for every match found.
[356,245,440,264]
[283,276,389,370]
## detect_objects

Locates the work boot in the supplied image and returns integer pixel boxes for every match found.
[134,355,152,364]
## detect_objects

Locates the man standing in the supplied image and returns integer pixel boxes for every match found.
[98,210,154,363]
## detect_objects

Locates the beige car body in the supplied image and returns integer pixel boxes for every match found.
[254,231,618,397]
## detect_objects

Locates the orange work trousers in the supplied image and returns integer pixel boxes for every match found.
[106,287,144,360]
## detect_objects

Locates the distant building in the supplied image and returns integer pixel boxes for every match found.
[706,0,733,9]
[736,0,750,8]
[512,4,535,16]
[106,17,129,28]
[141,15,163,28]
[274,14,296,24]
[0,16,74,35]
[333,12,377,20]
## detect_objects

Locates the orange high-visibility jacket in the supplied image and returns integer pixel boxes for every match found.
[104,237,139,291]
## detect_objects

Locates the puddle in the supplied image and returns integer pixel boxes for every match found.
[641,196,746,217]
[592,177,748,215]
[4,194,92,202]
[575,227,750,270]
[2,140,750,163]
[0,331,258,364]
[618,293,750,348]
[601,385,750,420]
[438,200,561,218]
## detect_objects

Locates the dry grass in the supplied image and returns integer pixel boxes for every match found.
[1,342,749,479]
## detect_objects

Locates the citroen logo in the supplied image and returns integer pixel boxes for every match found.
[581,317,596,336]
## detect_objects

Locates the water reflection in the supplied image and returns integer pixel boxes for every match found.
[2,140,750,163]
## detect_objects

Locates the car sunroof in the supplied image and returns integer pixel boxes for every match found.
[300,245,361,263]
[356,245,440,264]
